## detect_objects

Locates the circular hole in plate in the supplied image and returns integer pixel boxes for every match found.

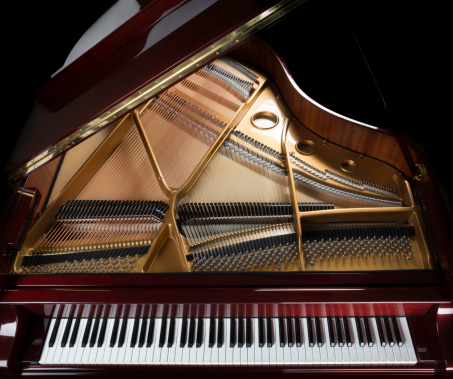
[340,159,357,172]
[250,111,279,129]
[295,139,316,155]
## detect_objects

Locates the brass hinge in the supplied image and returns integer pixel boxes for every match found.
[414,163,427,181]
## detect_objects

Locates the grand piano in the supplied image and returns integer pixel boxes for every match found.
[1,0,452,377]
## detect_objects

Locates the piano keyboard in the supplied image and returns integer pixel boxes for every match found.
[39,316,417,365]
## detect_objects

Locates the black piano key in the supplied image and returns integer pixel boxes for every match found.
[230,318,236,347]
[355,317,365,347]
[69,318,81,348]
[209,318,216,347]
[180,318,188,348]
[81,318,92,348]
[364,318,373,346]
[307,317,314,347]
[61,318,73,348]
[98,318,108,347]
[278,317,285,347]
[217,317,224,348]
[391,317,403,346]
[286,317,294,347]
[110,318,120,347]
[138,318,147,348]
[237,317,244,348]
[167,318,176,348]
[49,318,61,347]
[315,317,323,347]
[384,317,394,346]
[196,317,203,348]
[335,317,343,347]
[118,318,128,348]
[343,317,352,347]
[376,317,386,347]
[159,318,167,348]
[146,318,155,347]
[266,317,273,347]
[294,317,302,347]
[327,317,335,347]
[246,318,252,348]
[258,318,265,347]
[130,318,140,347]
[89,318,100,347]
[188,318,196,348]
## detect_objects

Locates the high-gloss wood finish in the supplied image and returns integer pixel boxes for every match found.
[7,0,282,176]
[0,286,445,318]
[230,40,412,178]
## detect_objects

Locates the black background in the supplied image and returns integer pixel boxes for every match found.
[3,0,452,221]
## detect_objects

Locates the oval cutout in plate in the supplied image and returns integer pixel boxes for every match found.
[250,111,279,129]
[341,159,357,172]
[295,139,316,155]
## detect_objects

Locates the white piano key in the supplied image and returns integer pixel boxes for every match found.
[360,320,373,364]
[180,319,190,365]
[218,318,227,365]
[205,318,213,366]
[145,318,159,365]
[247,318,256,365]
[252,318,261,366]
[294,318,305,365]
[302,318,313,364]
[195,318,206,365]
[399,317,417,363]
[130,318,142,364]
[54,319,68,364]
[50,319,66,364]
[74,319,88,365]
[202,318,211,365]
[239,319,249,366]
[331,319,344,365]
[232,318,241,366]
[321,318,336,365]
[225,318,234,365]
[154,318,165,365]
[100,318,115,364]
[387,319,403,364]
[80,319,93,364]
[138,318,150,365]
[160,318,172,365]
[318,319,329,364]
[281,320,292,365]
[370,318,387,364]
[275,319,285,365]
[347,318,360,364]
[338,318,349,365]
[309,318,321,364]
[382,319,396,365]
[167,318,179,365]
[88,320,102,365]
[288,319,299,365]
[187,318,197,366]
[174,318,184,365]
[367,318,380,363]
[39,318,56,364]
[118,318,133,364]
[261,319,270,365]
[268,318,278,365]
[60,319,76,364]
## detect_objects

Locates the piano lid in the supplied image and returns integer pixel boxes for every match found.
[7,0,307,183]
